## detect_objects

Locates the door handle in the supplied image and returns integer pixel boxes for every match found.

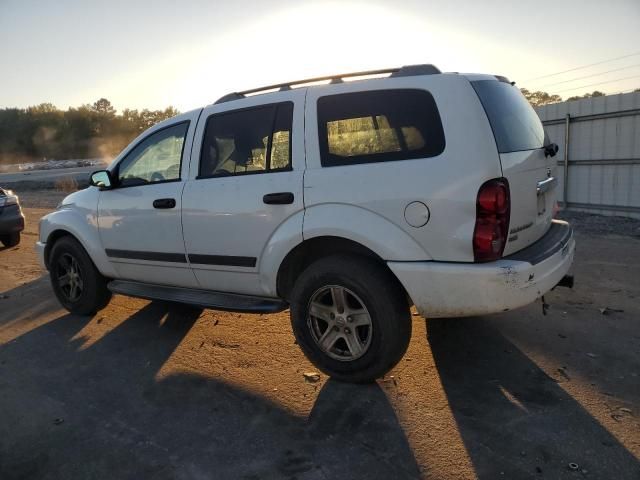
[263,192,294,205]
[153,198,176,209]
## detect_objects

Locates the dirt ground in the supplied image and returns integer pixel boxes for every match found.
[1,202,639,480]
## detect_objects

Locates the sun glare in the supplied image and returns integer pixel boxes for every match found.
[172,2,464,109]
[76,2,552,112]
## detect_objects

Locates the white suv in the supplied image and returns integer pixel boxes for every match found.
[37,64,575,382]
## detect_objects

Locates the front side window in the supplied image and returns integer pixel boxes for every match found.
[117,122,189,187]
[199,102,293,178]
[317,89,445,167]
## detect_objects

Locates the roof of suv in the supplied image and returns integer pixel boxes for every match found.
[213,64,446,105]
[211,65,511,107]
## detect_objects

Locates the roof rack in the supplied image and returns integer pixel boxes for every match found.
[214,64,441,104]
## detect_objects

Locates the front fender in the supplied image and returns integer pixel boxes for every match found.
[39,200,117,278]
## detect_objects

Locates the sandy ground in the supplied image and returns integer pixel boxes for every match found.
[0,203,639,479]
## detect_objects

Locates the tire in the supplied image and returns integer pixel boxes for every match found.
[0,232,20,247]
[290,254,411,383]
[49,236,112,315]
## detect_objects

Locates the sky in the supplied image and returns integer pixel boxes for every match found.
[1,0,639,112]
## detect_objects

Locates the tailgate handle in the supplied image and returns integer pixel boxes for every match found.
[537,177,557,196]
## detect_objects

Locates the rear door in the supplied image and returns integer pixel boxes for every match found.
[181,91,305,296]
[471,79,557,255]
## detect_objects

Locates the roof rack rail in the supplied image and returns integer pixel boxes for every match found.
[214,64,441,104]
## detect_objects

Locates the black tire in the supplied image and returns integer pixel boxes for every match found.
[0,232,20,247]
[290,255,411,383]
[49,236,112,315]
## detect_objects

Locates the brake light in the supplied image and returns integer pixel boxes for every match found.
[473,178,510,262]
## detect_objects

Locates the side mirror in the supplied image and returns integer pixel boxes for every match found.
[90,170,113,190]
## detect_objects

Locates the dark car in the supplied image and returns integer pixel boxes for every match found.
[0,188,25,247]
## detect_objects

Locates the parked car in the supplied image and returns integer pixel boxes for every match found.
[36,64,575,382]
[0,188,24,247]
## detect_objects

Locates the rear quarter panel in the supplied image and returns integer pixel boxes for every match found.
[304,74,502,261]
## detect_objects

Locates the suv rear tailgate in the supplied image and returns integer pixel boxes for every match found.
[499,148,556,254]
[471,78,557,255]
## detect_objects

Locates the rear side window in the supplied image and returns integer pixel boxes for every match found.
[472,80,544,153]
[199,102,293,178]
[317,89,445,167]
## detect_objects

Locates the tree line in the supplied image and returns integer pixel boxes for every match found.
[2,88,639,165]
[0,98,179,165]
[521,87,640,107]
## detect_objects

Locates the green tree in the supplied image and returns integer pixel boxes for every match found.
[91,98,116,117]
[520,88,563,107]
[0,99,180,165]
[567,90,606,101]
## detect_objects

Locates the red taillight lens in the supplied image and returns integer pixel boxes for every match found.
[473,178,510,262]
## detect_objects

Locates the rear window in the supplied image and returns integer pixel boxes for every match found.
[317,89,445,167]
[472,80,544,153]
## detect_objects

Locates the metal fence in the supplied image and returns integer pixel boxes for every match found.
[536,92,640,219]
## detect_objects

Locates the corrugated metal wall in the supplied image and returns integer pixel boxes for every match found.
[536,92,640,219]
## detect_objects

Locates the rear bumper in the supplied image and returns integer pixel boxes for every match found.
[0,204,25,234]
[388,220,575,318]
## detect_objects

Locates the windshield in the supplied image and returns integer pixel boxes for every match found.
[472,80,545,153]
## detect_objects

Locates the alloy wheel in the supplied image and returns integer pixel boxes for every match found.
[307,285,373,361]
[56,253,84,302]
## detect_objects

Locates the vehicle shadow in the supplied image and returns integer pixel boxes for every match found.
[427,317,640,479]
[0,290,421,480]
[0,243,19,253]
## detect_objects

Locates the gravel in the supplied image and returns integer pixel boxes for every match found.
[558,209,640,238]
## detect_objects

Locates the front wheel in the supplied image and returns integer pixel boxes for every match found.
[289,255,411,383]
[49,236,112,315]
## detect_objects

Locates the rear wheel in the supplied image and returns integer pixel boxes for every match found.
[0,232,20,247]
[49,236,112,315]
[290,255,411,383]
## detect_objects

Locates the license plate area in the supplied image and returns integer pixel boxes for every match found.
[537,192,546,216]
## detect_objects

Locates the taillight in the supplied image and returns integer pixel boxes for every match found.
[473,178,510,262]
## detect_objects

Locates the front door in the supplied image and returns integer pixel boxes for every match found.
[98,114,200,287]
[181,91,306,296]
